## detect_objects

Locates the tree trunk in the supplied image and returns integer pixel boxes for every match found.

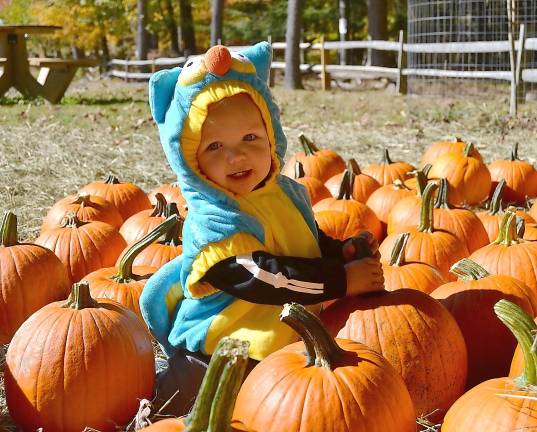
[210,0,224,46]
[179,0,196,55]
[367,0,387,66]
[338,0,349,65]
[284,0,304,89]
[136,0,150,60]
[165,0,179,55]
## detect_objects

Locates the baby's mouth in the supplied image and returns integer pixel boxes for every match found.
[228,169,252,179]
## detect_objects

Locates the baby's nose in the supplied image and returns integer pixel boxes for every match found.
[204,45,232,76]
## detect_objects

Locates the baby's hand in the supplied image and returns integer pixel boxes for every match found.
[345,257,384,296]
[342,231,380,263]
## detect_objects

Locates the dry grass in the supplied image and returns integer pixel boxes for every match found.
[1,74,537,430]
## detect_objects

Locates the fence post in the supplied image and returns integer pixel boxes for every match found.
[320,35,331,91]
[396,30,407,95]
[125,59,129,83]
[268,35,275,87]
[508,31,518,116]
[151,58,156,74]
[515,24,526,104]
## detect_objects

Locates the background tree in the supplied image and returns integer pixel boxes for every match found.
[164,0,180,54]
[367,0,388,65]
[137,0,150,59]
[210,0,224,46]
[284,0,305,89]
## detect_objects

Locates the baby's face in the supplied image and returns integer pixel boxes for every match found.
[197,93,272,195]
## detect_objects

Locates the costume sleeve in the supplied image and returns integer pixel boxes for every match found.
[199,251,347,305]
[317,226,345,260]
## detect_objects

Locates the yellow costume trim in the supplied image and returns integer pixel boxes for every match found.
[185,232,266,298]
[164,282,183,317]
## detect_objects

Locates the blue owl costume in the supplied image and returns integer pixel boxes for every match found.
[139,42,344,364]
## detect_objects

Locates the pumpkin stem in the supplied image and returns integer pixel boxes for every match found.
[336,170,354,200]
[60,212,86,228]
[511,142,520,161]
[494,300,537,387]
[280,303,346,369]
[489,180,506,215]
[463,142,475,157]
[0,211,18,247]
[454,137,463,143]
[417,182,438,233]
[63,281,99,310]
[70,194,92,207]
[149,193,168,217]
[348,158,361,174]
[392,179,410,191]
[517,216,526,239]
[408,168,428,196]
[434,178,452,209]
[450,258,490,281]
[163,204,183,246]
[104,174,121,184]
[389,232,410,266]
[185,337,249,432]
[114,215,179,281]
[493,208,520,246]
[382,148,393,165]
[298,133,320,155]
[294,161,306,179]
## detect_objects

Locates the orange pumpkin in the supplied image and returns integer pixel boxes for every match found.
[442,300,537,431]
[291,161,331,205]
[148,182,188,217]
[325,159,380,203]
[233,303,416,432]
[403,164,432,190]
[382,232,446,294]
[488,143,537,205]
[321,288,467,420]
[80,174,151,220]
[509,315,537,378]
[366,179,415,229]
[380,183,469,281]
[362,148,415,185]
[432,258,537,388]
[281,133,345,182]
[120,193,169,245]
[470,208,537,292]
[314,210,365,241]
[86,216,179,319]
[0,211,70,344]
[35,213,127,284]
[4,282,155,432]
[420,136,482,167]
[428,142,491,206]
[41,193,123,232]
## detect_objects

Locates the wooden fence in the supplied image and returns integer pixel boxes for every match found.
[108,25,537,115]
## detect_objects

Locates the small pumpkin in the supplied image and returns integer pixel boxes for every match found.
[488,143,537,205]
[148,182,188,217]
[4,281,155,432]
[35,213,127,284]
[233,303,416,432]
[291,161,331,205]
[442,300,537,431]
[41,193,123,232]
[120,193,169,245]
[324,159,380,203]
[362,148,415,186]
[0,211,70,344]
[428,142,491,206]
[366,179,415,229]
[382,232,446,294]
[80,174,151,220]
[431,258,537,388]
[420,136,482,167]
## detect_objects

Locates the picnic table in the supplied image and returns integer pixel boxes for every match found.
[0,25,99,103]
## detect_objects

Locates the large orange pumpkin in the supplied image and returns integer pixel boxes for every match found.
[41,193,123,232]
[148,182,187,217]
[362,148,415,185]
[428,142,491,206]
[80,174,151,220]
[0,211,70,344]
[325,159,380,203]
[366,179,415,230]
[120,192,169,245]
[233,303,416,432]
[382,232,446,294]
[321,289,467,420]
[380,183,469,281]
[4,282,155,432]
[35,213,127,284]
[442,300,537,431]
[314,210,366,241]
[488,143,537,205]
[431,258,537,388]
[291,161,332,205]
[420,136,483,167]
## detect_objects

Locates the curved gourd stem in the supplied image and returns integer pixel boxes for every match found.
[1,211,18,247]
[185,337,249,432]
[348,158,361,174]
[382,148,393,164]
[63,282,99,310]
[104,174,121,184]
[463,142,475,157]
[511,142,520,161]
[163,203,183,246]
[389,232,410,266]
[494,299,537,388]
[450,258,490,281]
[149,193,168,217]
[434,178,452,209]
[280,303,346,369]
[489,180,506,215]
[337,170,354,200]
[417,182,438,233]
[60,212,86,228]
[298,133,320,155]
[493,208,519,246]
[114,215,179,282]
[294,161,306,179]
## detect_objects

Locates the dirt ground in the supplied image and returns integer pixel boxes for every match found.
[1,73,537,431]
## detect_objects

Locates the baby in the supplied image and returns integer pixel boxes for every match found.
[140,42,383,414]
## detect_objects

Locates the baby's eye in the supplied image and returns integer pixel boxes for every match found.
[206,142,222,151]
[243,134,257,141]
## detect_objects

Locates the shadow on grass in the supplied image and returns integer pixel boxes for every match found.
[0,95,145,106]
